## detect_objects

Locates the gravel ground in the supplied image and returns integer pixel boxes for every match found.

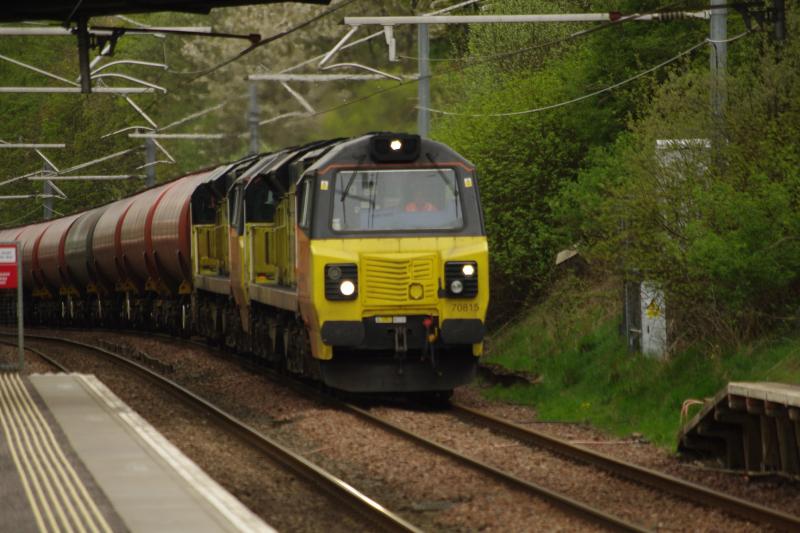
[1,340,61,373]
[371,404,756,531]
[453,386,800,519]
[33,330,600,532]
[19,337,365,533]
[22,329,800,531]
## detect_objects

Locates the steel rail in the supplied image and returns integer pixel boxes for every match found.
[45,329,644,531]
[450,403,800,531]
[12,333,421,533]
[17,329,643,530]
[338,402,647,533]
[0,340,68,372]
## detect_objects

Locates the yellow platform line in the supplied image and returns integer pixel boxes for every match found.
[0,379,48,533]
[1,373,74,533]
[7,374,112,533]
[3,374,84,533]
[0,374,58,533]
[6,374,112,533]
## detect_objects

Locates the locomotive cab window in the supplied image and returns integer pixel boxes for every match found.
[229,184,245,235]
[332,168,462,232]
[191,186,217,225]
[298,178,313,230]
[245,178,277,223]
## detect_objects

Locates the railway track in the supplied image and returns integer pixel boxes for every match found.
[336,400,648,532]
[11,330,800,531]
[447,403,800,531]
[2,333,421,533]
[9,331,648,532]
[0,338,69,372]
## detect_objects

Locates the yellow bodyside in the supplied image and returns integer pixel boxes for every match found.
[191,202,229,277]
[246,192,296,287]
[309,236,489,359]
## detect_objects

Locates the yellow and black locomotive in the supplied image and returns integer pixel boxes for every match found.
[4,132,489,394]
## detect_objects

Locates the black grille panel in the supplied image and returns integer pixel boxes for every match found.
[325,263,358,300]
[444,261,478,298]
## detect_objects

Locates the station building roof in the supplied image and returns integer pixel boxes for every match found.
[1,1,329,23]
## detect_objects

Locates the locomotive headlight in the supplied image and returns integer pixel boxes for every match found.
[327,265,342,281]
[450,280,464,294]
[325,263,357,300]
[340,280,356,296]
[390,139,402,151]
[445,261,478,298]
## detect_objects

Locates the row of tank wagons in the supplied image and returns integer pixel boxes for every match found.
[0,170,217,303]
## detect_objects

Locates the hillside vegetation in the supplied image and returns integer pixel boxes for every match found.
[435,1,799,344]
[1,1,798,441]
[430,1,799,446]
[483,275,800,447]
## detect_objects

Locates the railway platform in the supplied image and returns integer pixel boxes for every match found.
[0,371,274,533]
[679,381,800,479]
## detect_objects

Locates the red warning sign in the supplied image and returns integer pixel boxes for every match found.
[0,245,18,289]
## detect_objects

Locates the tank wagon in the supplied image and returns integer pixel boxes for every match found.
[5,133,489,393]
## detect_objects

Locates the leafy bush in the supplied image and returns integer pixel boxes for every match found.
[557,15,800,346]
[485,275,800,447]
[432,0,705,314]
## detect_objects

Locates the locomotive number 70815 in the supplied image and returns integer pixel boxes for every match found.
[450,303,480,313]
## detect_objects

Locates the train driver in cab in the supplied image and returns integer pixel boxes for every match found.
[404,187,439,213]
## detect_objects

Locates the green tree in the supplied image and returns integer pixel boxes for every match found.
[557,8,800,345]
[433,0,706,311]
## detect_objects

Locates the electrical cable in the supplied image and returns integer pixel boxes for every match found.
[0,0,705,202]
[290,1,702,122]
[184,0,361,81]
[444,28,750,118]
[706,29,752,43]
[14,0,356,188]
[395,1,693,63]
[64,0,84,25]
[418,36,740,117]
[97,0,363,147]
[0,204,49,228]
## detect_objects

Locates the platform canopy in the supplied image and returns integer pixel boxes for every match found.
[1,1,329,23]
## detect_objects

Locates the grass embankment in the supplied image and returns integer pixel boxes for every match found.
[483,276,800,448]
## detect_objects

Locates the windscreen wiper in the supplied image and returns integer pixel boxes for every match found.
[426,153,456,194]
[426,152,461,217]
[341,155,367,202]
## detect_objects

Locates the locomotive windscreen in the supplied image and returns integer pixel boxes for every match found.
[332,168,462,232]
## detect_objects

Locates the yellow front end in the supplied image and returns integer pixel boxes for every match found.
[307,235,489,360]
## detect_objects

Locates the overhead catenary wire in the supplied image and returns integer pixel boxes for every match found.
[4,0,356,201]
[137,1,480,141]
[0,0,702,198]
[259,0,484,78]
[380,1,690,67]
[0,204,51,227]
[100,1,483,143]
[89,0,366,170]
[46,0,360,174]
[419,32,751,118]
[270,0,700,123]
[183,0,362,81]
[706,30,752,43]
